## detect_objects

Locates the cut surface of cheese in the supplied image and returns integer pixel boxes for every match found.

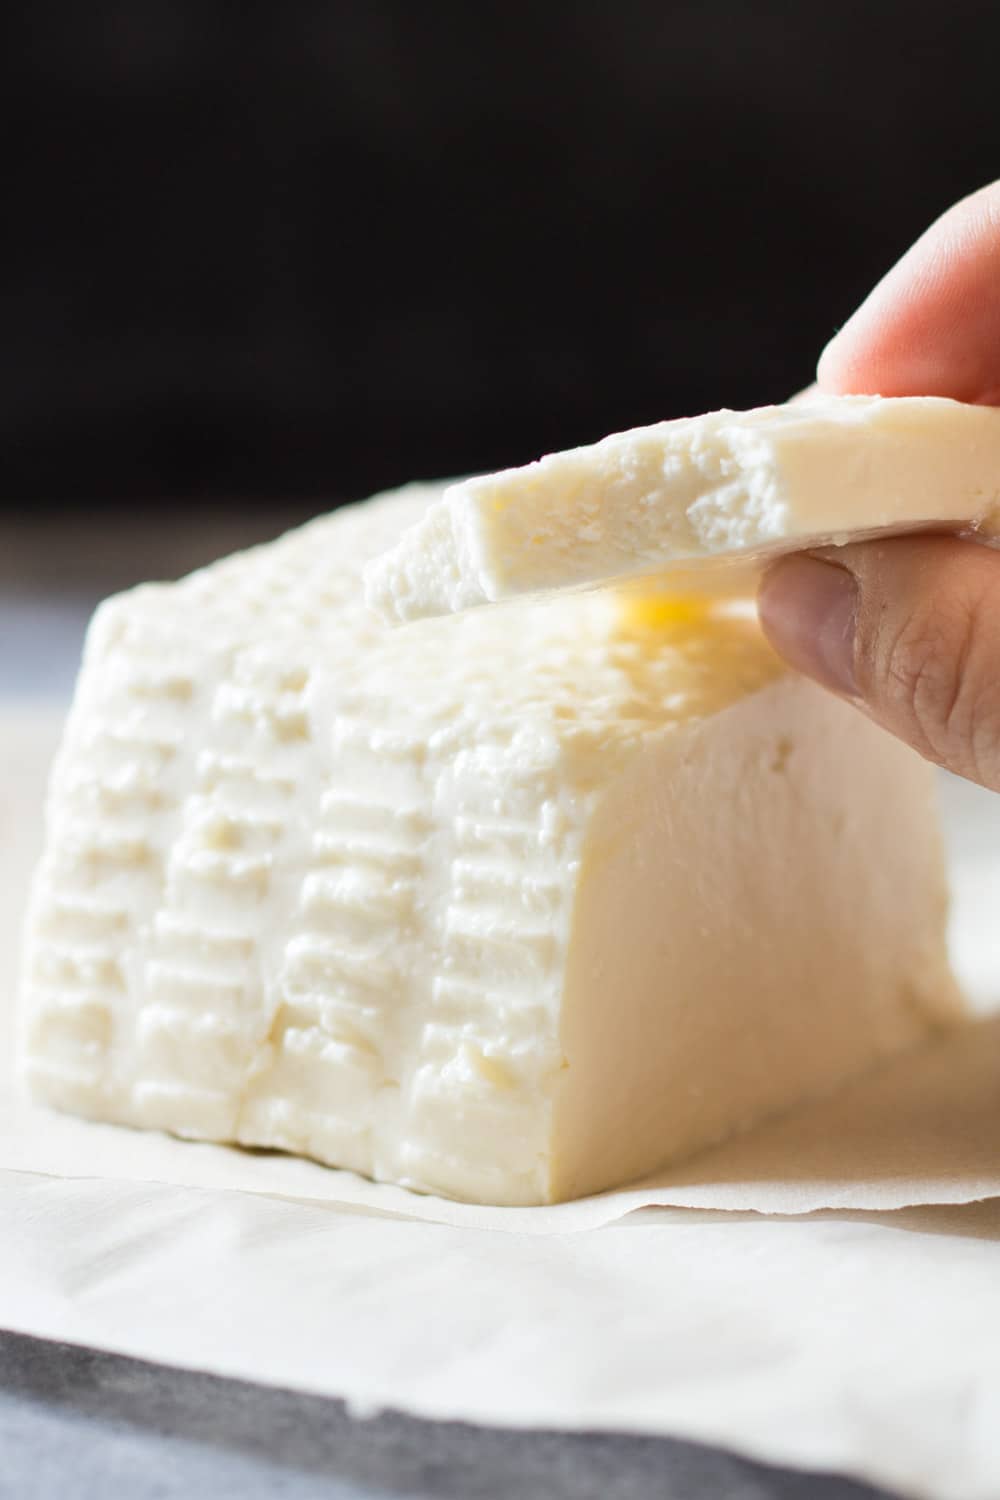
[364,395,1000,623]
[20,482,963,1205]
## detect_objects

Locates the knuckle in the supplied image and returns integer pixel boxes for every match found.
[873,592,1000,781]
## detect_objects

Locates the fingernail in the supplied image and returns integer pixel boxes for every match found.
[815,333,839,373]
[816,335,839,381]
[816,323,856,389]
[758,555,859,697]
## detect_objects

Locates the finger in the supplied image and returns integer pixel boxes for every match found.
[758,534,1000,791]
[818,179,1000,405]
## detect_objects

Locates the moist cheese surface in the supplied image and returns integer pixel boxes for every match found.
[364,395,1000,623]
[20,483,963,1205]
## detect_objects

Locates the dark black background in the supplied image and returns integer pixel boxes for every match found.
[3,0,999,514]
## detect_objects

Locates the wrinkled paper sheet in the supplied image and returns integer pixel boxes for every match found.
[4,707,1000,1500]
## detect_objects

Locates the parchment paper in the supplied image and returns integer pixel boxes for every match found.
[4,707,1000,1499]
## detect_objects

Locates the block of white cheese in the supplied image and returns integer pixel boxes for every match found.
[364,395,1000,623]
[20,483,963,1206]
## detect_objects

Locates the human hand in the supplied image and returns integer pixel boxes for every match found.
[758,181,1000,791]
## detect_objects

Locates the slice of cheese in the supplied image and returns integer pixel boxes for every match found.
[364,395,1000,623]
[20,483,963,1206]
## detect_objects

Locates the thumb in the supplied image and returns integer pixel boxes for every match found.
[758,534,1000,791]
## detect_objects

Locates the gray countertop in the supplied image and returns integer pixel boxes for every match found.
[0,1331,890,1500]
[0,516,896,1499]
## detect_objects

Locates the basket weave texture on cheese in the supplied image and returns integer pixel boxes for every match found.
[21,482,963,1205]
[364,394,1000,623]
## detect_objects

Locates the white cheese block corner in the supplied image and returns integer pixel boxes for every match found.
[20,483,963,1206]
[364,395,1000,622]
